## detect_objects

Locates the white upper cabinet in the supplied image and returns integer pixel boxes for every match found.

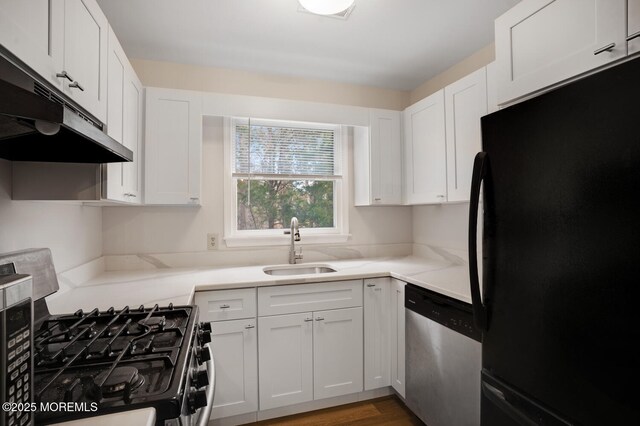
[105,26,143,204]
[61,0,108,122]
[444,67,487,202]
[629,0,640,55]
[145,88,202,205]
[0,0,109,122]
[403,90,447,204]
[495,0,627,105]
[354,109,402,206]
[403,68,488,205]
[0,0,63,84]
[121,71,143,202]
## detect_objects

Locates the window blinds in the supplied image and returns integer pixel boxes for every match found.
[234,122,336,177]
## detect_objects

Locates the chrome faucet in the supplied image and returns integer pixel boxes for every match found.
[284,217,303,264]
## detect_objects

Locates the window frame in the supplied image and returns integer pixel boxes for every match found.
[223,117,350,247]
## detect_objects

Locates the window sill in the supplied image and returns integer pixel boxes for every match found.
[224,233,351,248]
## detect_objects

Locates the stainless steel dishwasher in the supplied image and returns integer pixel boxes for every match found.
[405,284,482,426]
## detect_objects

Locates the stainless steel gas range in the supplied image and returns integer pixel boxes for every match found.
[0,249,214,426]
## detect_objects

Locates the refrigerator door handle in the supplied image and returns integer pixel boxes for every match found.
[482,382,539,426]
[469,152,489,331]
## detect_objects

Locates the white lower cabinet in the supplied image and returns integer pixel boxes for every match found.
[209,319,258,418]
[313,307,364,399]
[258,312,314,410]
[364,278,390,390]
[257,280,364,411]
[202,279,405,420]
[390,279,406,398]
[258,307,364,411]
[195,288,258,420]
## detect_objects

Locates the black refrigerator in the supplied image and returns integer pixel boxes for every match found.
[468,55,640,425]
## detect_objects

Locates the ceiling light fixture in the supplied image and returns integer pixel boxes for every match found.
[298,0,355,16]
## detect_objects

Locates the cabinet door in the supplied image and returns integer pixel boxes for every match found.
[313,307,363,399]
[390,279,406,398]
[369,109,402,205]
[145,88,202,205]
[62,0,108,122]
[209,319,258,419]
[363,278,390,390]
[104,27,127,202]
[122,71,143,202]
[629,0,640,55]
[445,67,487,202]
[0,0,63,86]
[258,312,313,410]
[403,90,447,204]
[495,0,627,105]
[104,27,142,204]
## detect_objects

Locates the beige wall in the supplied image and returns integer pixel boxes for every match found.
[132,59,410,111]
[409,43,495,104]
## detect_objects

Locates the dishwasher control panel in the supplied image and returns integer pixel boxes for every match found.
[405,284,482,341]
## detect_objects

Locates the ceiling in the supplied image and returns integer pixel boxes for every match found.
[97,0,519,91]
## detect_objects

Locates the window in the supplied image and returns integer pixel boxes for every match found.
[224,117,349,246]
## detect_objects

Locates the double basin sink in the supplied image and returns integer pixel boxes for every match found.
[263,264,336,276]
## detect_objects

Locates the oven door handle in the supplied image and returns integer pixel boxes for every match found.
[196,344,215,426]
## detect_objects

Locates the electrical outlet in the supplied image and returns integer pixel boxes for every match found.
[207,233,219,250]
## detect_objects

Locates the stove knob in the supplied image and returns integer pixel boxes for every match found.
[192,369,209,389]
[199,322,212,332]
[188,390,208,413]
[195,346,211,365]
[199,329,212,344]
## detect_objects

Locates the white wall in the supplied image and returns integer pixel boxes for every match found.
[102,117,413,267]
[0,160,103,272]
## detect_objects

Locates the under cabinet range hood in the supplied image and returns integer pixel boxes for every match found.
[0,52,132,163]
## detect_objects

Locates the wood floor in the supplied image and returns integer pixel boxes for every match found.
[246,396,425,426]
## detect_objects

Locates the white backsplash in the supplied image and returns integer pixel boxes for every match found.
[0,159,103,272]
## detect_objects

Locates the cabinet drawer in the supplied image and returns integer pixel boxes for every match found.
[258,280,363,316]
[195,288,256,321]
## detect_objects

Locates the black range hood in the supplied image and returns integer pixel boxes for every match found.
[0,53,132,163]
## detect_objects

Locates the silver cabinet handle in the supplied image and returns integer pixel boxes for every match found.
[129,194,137,198]
[245,324,255,329]
[436,194,445,198]
[373,197,382,201]
[594,43,615,55]
[366,283,376,287]
[628,31,640,42]
[56,71,73,82]
[219,304,230,309]
[190,197,199,200]
[304,318,313,322]
[315,317,324,321]
[69,81,84,91]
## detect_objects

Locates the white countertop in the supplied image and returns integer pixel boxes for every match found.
[46,255,471,313]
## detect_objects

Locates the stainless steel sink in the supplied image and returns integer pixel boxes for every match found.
[263,264,337,276]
